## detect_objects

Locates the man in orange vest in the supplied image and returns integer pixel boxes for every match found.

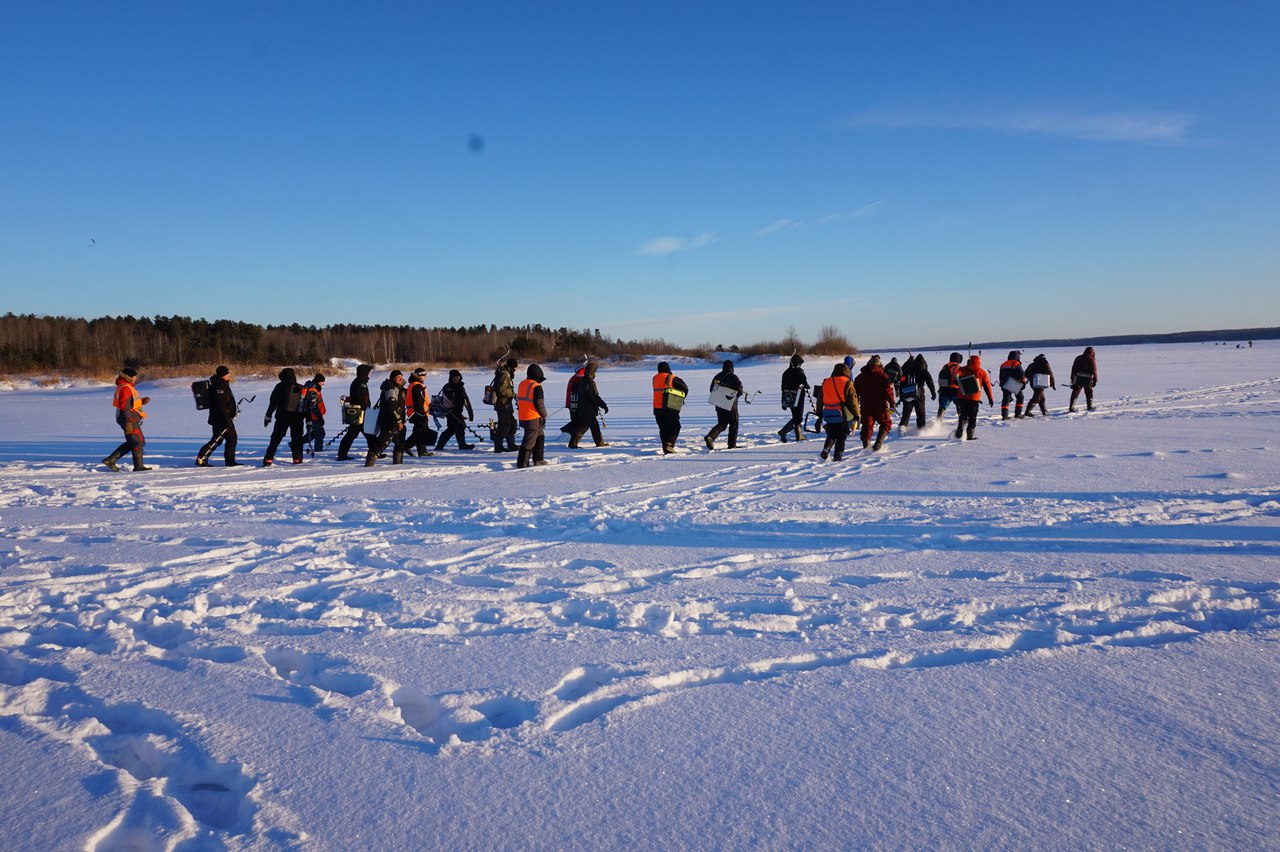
[103,366,151,472]
[652,361,689,454]
[954,355,994,440]
[403,368,435,457]
[516,363,549,468]
[818,363,860,461]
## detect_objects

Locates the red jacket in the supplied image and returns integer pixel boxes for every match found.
[853,364,895,418]
[957,356,994,403]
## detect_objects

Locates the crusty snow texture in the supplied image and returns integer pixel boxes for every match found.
[2,342,1278,850]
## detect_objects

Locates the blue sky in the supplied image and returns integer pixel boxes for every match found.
[3,1,1278,350]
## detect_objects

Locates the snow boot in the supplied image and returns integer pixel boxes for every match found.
[131,450,151,472]
[704,435,714,450]
[102,454,121,472]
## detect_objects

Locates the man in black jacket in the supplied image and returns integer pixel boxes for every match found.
[262,368,305,466]
[778,354,810,442]
[434,369,476,451]
[897,354,937,433]
[568,362,609,448]
[336,364,374,460]
[197,365,241,466]
[365,370,407,466]
[705,360,744,450]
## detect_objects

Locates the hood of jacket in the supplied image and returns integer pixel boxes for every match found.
[790,354,804,368]
[527,364,545,382]
[968,356,982,369]
[278,368,296,383]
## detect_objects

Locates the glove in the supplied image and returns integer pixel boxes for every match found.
[930,393,936,401]
[264,415,271,427]
[601,404,609,413]
[140,396,151,405]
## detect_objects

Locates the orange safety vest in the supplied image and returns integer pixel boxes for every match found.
[821,375,851,416]
[652,373,686,410]
[113,380,146,420]
[406,380,424,417]
[517,378,541,421]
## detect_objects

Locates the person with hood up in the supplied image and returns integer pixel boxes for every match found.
[560,364,588,439]
[998,351,1027,420]
[365,370,407,466]
[404,368,435,456]
[853,355,896,451]
[516,364,549,468]
[897,354,936,434]
[434,369,476,451]
[954,355,995,441]
[197,365,240,466]
[1068,346,1099,412]
[936,352,964,421]
[491,357,518,453]
[336,364,374,460]
[303,374,327,455]
[103,366,151,472]
[1023,354,1056,417]
[652,361,689,454]
[704,360,744,450]
[818,362,860,461]
[778,354,811,442]
[568,363,609,448]
[262,367,305,466]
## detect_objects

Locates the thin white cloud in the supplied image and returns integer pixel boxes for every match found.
[845,106,1199,145]
[755,202,884,237]
[638,231,716,256]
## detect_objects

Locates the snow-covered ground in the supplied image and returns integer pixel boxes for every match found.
[2,342,1278,850]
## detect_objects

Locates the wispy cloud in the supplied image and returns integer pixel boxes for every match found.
[845,105,1199,145]
[754,202,884,237]
[638,231,716,256]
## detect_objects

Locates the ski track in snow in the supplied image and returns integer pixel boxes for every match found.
[3,356,1280,844]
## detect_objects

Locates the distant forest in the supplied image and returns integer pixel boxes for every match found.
[0,313,856,375]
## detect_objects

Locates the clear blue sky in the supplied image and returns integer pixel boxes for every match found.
[3,1,1278,349]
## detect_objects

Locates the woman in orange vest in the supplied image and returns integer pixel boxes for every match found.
[652,361,689,454]
[954,355,994,441]
[103,366,151,471]
[516,363,549,468]
[818,363,860,461]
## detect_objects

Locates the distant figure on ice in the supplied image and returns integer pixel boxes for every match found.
[897,354,936,434]
[998,351,1027,420]
[304,374,327,455]
[1068,347,1099,412]
[704,360,744,450]
[490,358,519,453]
[560,364,587,440]
[936,352,963,421]
[568,363,609,448]
[197,365,240,466]
[819,362,859,461]
[778,354,810,443]
[516,363,549,468]
[102,367,151,472]
[262,368,305,466]
[652,361,689,454]
[954,355,994,441]
[434,369,476,451]
[404,369,435,457]
[854,355,895,451]
[1022,354,1056,417]
[336,364,374,460]
[365,370,407,466]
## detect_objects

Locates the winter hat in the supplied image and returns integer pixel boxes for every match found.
[215,365,230,378]
[449,369,462,381]
[121,367,138,378]
[389,369,403,381]
[868,355,881,367]
[949,352,963,363]
[843,355,855,371]
[722,360,734,372]
[657,361,671,374]
[411,368,426,380]
[313,373,325,384]
[356,364,373,378]
[505,358,517,371]
[279,368,296,382]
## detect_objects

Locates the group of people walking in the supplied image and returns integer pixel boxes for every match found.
[100,347,1100,472]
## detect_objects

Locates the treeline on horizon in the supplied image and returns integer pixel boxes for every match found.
[0,313,857,375]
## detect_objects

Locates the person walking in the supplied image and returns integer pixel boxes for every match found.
[652,362,689,454]
[704,360,744,450]
[998,351,1027,420]
[897,354,936,434]
[365,370,408,466]
[560,364,587,440]
[304,374,327,455]
[1068,346,1099,412]
[818,362,859,461]
[404,368,435,456]
[491,357,518,453]
[197,365,240,466]
[102,366,151,472]
[853,355,896,451]
[1023,354,1056,417]
[936,352,963,421]
[434,369,476,451]
[568,363,609,448]
[263,368,306,466]
[336,364,374,460]
[516,364,549,468]
[954,355,994,441]
[778,354,811,442]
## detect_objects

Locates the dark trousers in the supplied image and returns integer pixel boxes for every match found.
[265,415,305,462]
[493,403,517,449]
[569,417,604,447]
[899,395,927,429]
[435,414,472,449]
[780,404,805,438]
[655,409,681,451]
[517,418,545,468]
[821,421,848,459]
[955,399,980,438]
[1000,389,1025,418]
[1069,384,1094,410]
[308,418,325,454]
[1026,388,1049,415]
[337,417,369,458]
[199,421,237,464]
[366,424,405,465]
[706,407,739,448]
[405,415,436,455]
[107,424,145,466]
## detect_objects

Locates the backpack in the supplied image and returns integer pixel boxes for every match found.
[191,380,211,410]
[482,384,494,405]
